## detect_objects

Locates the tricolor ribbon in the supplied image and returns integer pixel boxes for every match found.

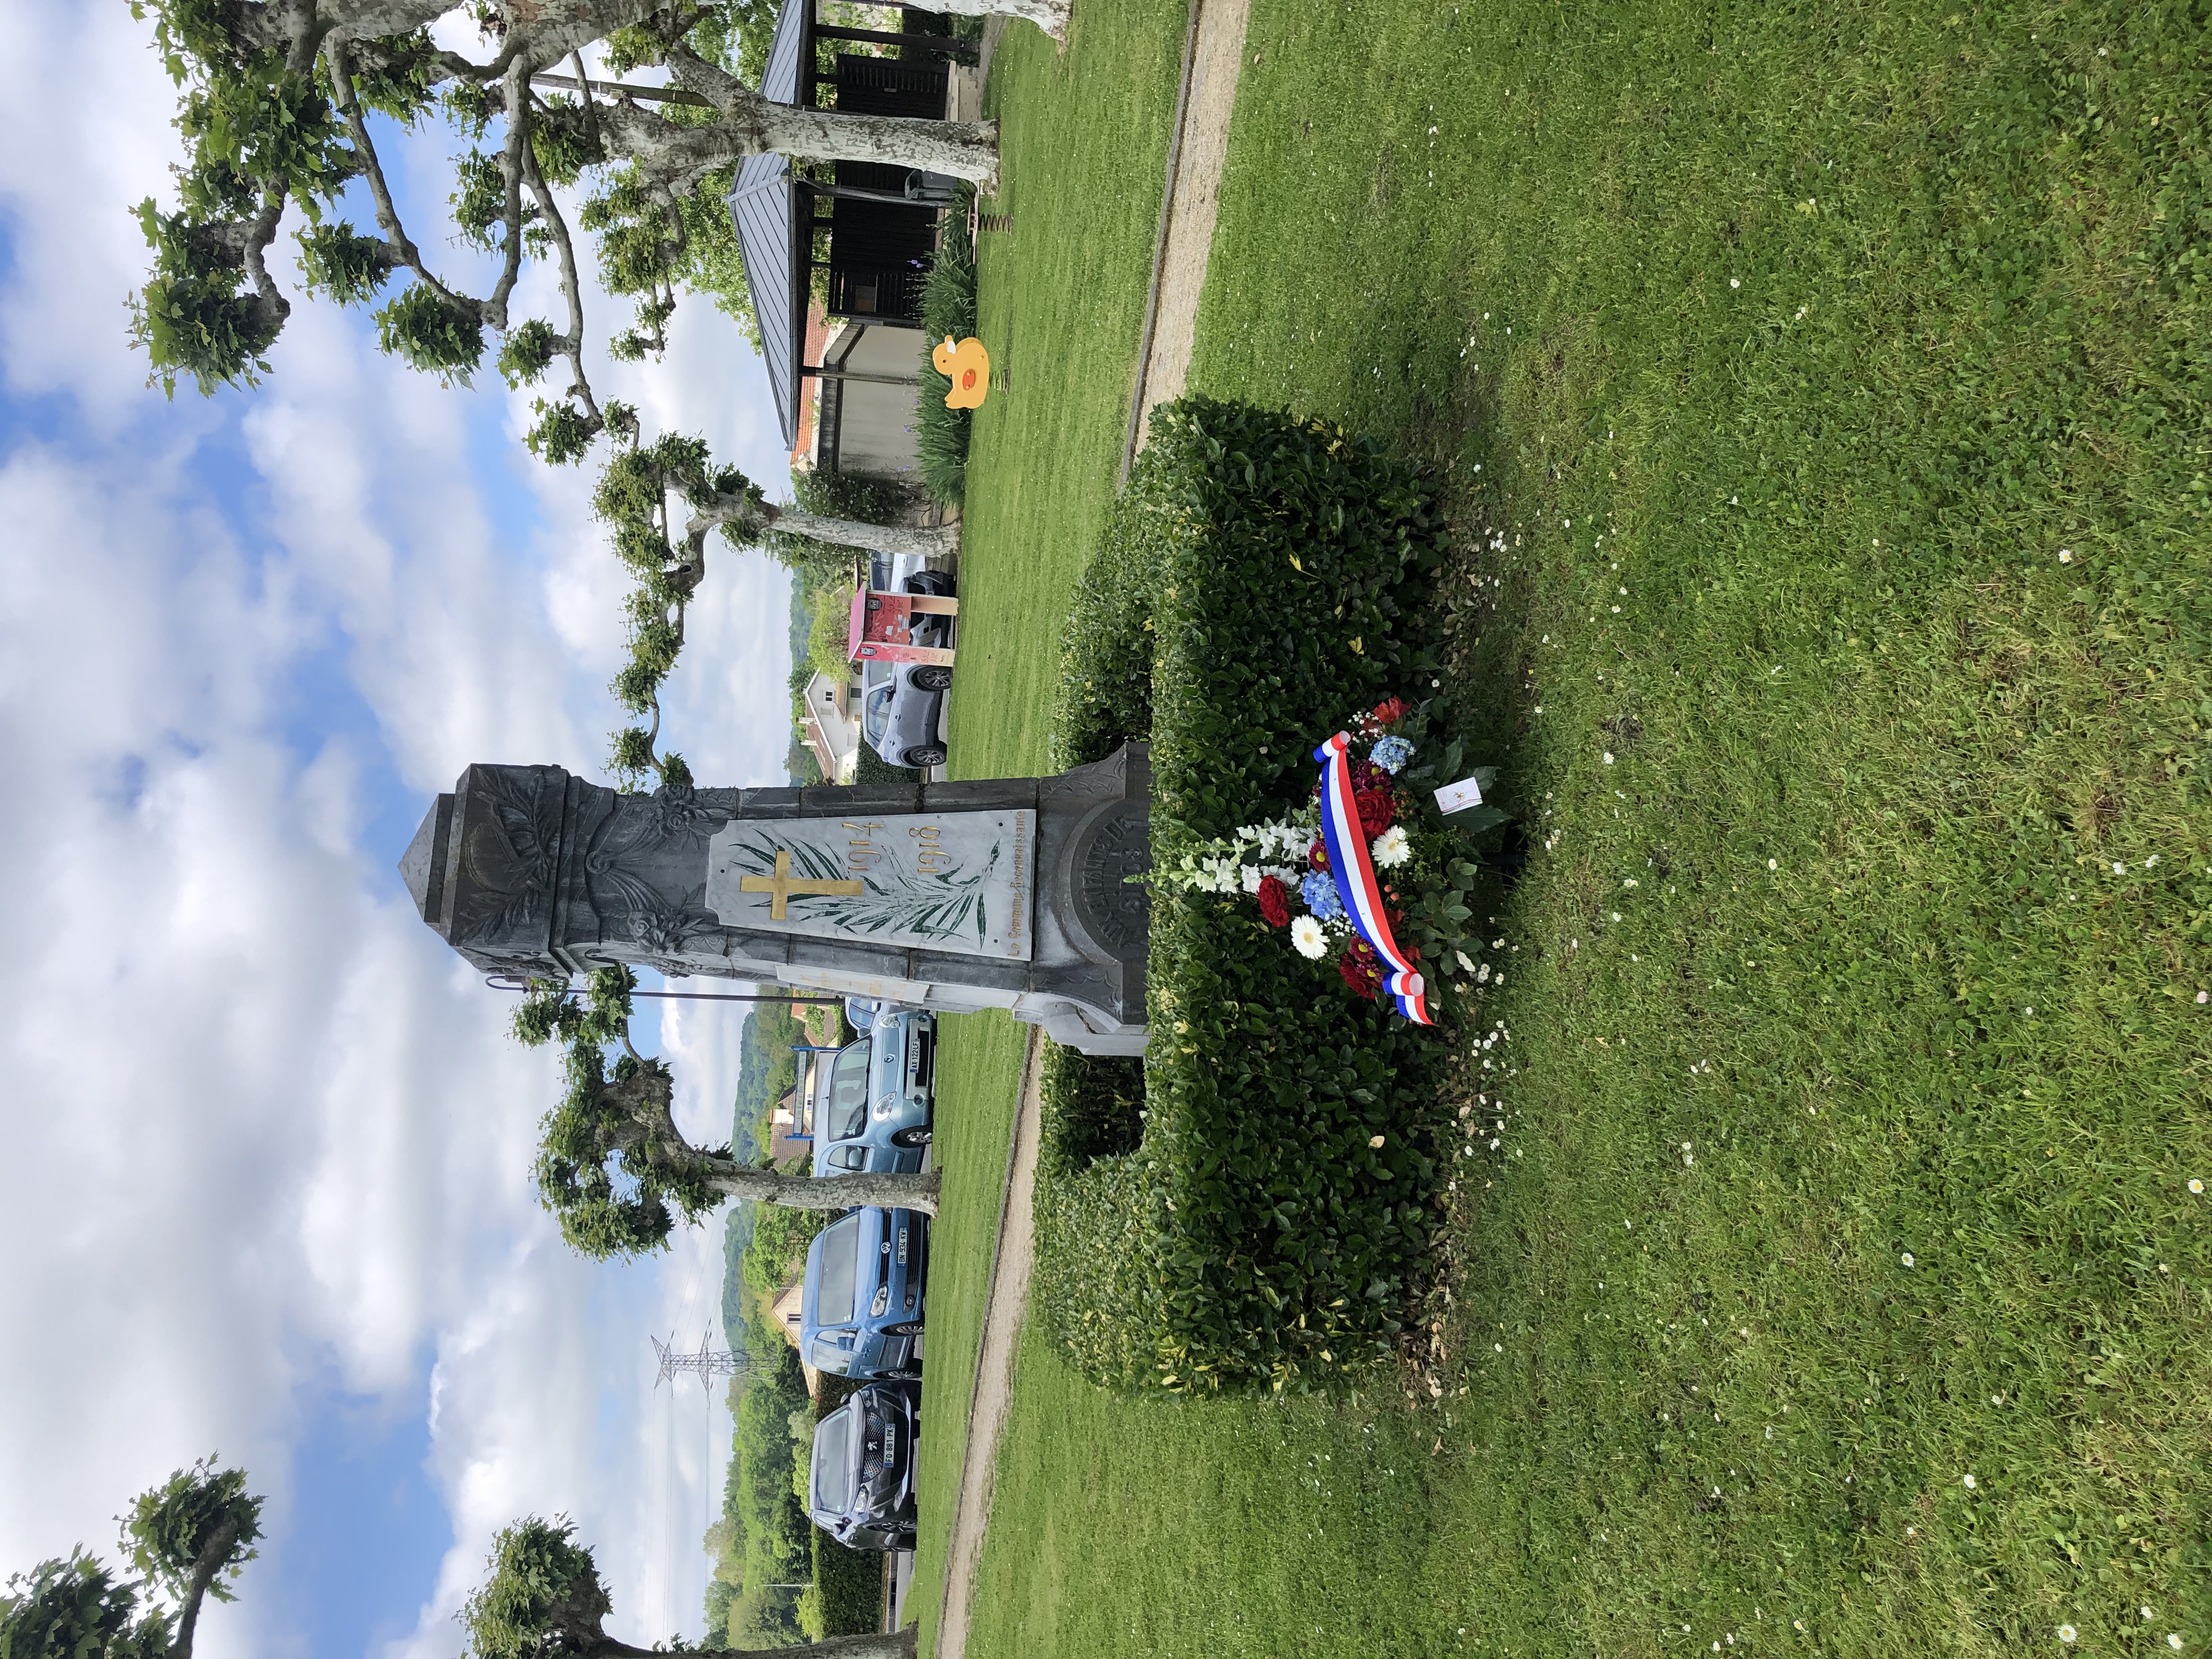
[1312,732,1432,1024]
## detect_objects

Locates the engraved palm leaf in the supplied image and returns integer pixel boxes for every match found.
[725,830,997,946]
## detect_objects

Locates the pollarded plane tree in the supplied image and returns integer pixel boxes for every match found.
[592,431,953,788]
[515,967,938,1261]
[132,0,1008,447]
[132,1,983,781]
[464,1515,918,1659]
[0,1460,263,1659]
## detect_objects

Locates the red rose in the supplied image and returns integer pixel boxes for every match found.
[1256,874,1291,928]
[1308,838,1329,871]
[1338,939,1383,999]
[1354,787,1395,837]
[1374,695,1409,725]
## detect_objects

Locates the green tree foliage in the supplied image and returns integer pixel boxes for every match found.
[588,431,763,788]
[0,1460,262,1659]
[512,963,935,1259]
[514,965,722,1257]
[805,582,856,689]
[128,2,998,465]
[464,1513,913,1659]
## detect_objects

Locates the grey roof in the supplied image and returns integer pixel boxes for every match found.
[726,0,811,447]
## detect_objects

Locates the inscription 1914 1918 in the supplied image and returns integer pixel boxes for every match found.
[402,745,1151,1054]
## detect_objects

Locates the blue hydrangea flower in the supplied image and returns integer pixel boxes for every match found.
[1370,735,1415,774]
[1300,871,1344,921]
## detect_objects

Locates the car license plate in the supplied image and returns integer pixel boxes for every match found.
[896,1228,909,1264]
[882,1424,897,1465]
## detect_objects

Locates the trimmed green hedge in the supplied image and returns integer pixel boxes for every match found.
[1039,1043,1144,1177]
[1037,397,1456,1394]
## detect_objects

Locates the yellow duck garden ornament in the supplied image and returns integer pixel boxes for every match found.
[933,335,991,409]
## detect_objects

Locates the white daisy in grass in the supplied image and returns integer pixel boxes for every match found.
[1371,825,1411,868]
[2059,1626,2078,1644]
[1290,916,1328,960]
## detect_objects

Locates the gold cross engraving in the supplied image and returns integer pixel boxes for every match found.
[739,849,866,919]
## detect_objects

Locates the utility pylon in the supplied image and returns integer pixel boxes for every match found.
[652,1330,765,1391]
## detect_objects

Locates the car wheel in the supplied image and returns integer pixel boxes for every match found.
[911,665,953,692]
[882,1368,922,1381]
[903,744,947,768]
[886,1321,923,1336]
[891,1125,932,1148]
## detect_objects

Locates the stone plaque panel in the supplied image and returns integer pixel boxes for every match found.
[705,809,1036,961]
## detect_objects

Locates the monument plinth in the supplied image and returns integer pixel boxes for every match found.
[400,745,1150,1054]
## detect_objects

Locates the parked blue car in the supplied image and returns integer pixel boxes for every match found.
[808,1378,919,1550]
[812,1008,935,1177]
[800,1206,928,1381]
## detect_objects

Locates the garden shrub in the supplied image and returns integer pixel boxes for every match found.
[915,195,977,506]
[1049,460,1167,770]
[801,1532,882,1638]
[853,745,920,787]
[1038,1042,1144,1177]
[1037,396,1458,1394]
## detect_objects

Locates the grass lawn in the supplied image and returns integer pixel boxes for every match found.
[907,0,1190,1643]
[947,0,2212,1655]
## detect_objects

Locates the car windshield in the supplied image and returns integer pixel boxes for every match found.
[862,686,892,743]
[824,1045,871,1140]
[814,1215,862,1325]
[812,1409,854,1512]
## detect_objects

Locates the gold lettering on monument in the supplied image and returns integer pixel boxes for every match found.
[908,823,955,874]
[1006,810,1029,956]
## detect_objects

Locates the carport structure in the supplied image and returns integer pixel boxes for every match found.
[725,0,974,454]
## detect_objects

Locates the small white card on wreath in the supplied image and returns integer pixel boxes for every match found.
[1432,775,1487,815]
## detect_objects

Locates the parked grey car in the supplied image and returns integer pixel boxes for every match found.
[861,572,955,769]
[808,1379,919,1550]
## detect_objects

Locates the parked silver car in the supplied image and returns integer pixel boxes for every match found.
[860,571,956,769]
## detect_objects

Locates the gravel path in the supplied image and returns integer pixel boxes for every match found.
[928,1031,1043,1659]
[1121,0,1252,475]
[930,9,1247,1652]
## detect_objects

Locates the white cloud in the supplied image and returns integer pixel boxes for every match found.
[0,5,789,1654]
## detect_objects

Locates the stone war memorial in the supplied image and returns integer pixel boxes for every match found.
[400,745,1152,1054]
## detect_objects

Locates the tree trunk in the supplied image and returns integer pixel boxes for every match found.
[708,1164,941,1216]
[930,0,1070,40]
[599,1629,918,1659]
[772,508,960,560]
[745,103,999,187]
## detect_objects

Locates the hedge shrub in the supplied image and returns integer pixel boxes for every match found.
[915,198,977,507]
[1038,1043,1144,1177]
[1036,397,1457,1394]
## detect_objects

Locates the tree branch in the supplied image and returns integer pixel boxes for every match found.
[323,33,472,310]
[518,131,602,427]
[482,56,533,329]
[168,1514,242,1659]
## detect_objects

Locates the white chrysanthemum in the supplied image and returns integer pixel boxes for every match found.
[1372,825,1412,867]
[1290,916,1328,959]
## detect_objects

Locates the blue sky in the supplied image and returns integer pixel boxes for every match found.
[0,7,800,1656]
